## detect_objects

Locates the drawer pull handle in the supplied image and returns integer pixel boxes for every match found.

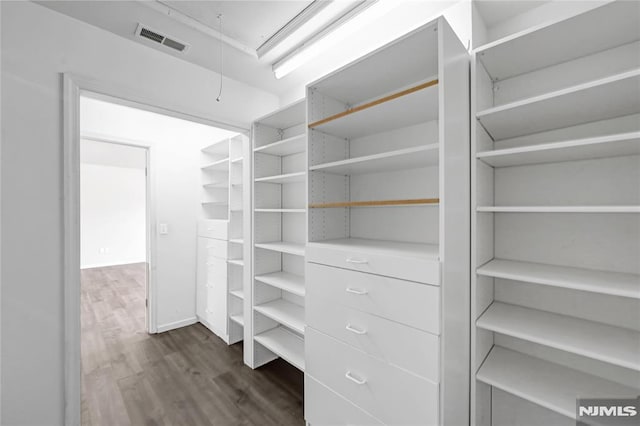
[346,258,368,264]
[345,371,367,385]
[345,324,367,335]
[345,287,368,295]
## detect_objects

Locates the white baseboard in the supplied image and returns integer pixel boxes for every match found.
[156,316,198,333]
[81,260,146,269]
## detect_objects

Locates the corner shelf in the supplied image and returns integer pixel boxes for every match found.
[255,171,305,184]
[255,271,305,297]
[308,80,439,139]
[255,241,305,257]
[254,134,306,156]
[477,70,640,140]
[230,289,244,300]
[477,302,640,371]
[477,346,640,420]
[254,327,305,371]
[476,132,640,167]
[310,144,439,175]
[202,157,230,171]
[254,299,305,335]
[477,258,640,299]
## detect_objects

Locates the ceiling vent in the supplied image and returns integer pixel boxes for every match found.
[135,23,190,53]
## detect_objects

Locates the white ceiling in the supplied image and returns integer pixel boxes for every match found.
[160,1,313,49]
[36,0,353,98]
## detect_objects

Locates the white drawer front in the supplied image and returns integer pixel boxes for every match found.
[205,238,228,260]
[307,328,439,426]
[307,302,439,382]
[206,257,227,283]
[307,262,440,334]
[198,219,228,240]
[306,243,439,284]
[305,376,384,426]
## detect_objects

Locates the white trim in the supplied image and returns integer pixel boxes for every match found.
[81,261,148,270]
[80,133,156,335]
[63,73,247,426]
[156,317,199,333]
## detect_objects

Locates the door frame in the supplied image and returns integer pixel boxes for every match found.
[63,73,246,425]
[80,134,155,332]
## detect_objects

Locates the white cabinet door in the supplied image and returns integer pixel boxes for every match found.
[196,237,208,320]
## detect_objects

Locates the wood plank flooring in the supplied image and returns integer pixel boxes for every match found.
[81,263,304,426]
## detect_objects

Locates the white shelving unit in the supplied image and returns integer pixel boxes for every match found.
[196,134,249,346]
[305,17,469,426]
[471,3,640,425]
[249,100,307,372]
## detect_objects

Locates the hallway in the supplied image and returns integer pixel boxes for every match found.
[81,263,304,425]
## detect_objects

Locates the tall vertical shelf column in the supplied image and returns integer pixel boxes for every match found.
[248,101,307,371]
[197,134,249,345]
[304,17,469,426]
[471,2,640,425]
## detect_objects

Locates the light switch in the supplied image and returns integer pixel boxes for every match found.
[159,223,169,235]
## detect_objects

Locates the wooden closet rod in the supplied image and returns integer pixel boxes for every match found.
[308,79,439,129]
[309,198,439,208]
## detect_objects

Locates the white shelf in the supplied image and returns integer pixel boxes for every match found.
[231,157,243,164]
[255,271,305,297]
[310,145,439,175]
[255,241,305,256]
[255,209,306,213]
[477,206,640,213]
[229,238,244,245]
[254,299,305,335]
[254,134,306,156]
[477,132,640,168]
[477,70,640,140]
[201,201,228,207]
[203,182,229,189]
[255,171,305,184]
[230,289,244,299]
[230,314,244,326]
[307,238,438,260]
[201,158,230,171]
[477,259,640,300]
[254,327,305,371]
[310,81,439,139]
[227,259,244,267]
[476,1,640,81]
[477,302,640,371]
[477,346,640,419]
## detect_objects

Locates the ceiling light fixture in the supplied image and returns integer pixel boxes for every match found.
[272,0,400,79]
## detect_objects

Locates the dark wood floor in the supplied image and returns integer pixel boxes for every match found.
[81,263,304,425]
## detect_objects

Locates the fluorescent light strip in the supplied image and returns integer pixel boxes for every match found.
[272,0,400,79]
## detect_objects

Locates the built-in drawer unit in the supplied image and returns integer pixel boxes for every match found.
[306,262,440,333]
[305,376,384,426]
[306,328,439,426]
[198,219,229,240]
[203,238,228,260]
[307,239,440,285]
[307,299,439,381]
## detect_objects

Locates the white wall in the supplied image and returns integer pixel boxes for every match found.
[81,162,147,269]
[0,2,277,424]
